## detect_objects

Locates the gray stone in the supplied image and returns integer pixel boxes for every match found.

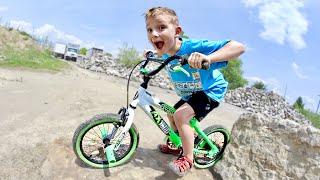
[214,113,320,180]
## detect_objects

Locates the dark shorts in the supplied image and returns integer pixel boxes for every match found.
[173,91,220,121]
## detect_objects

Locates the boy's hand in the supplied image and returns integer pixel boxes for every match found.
[188,52,210,69]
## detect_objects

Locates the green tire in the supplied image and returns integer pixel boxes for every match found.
[72,113,139,168]
[193,125,231,169]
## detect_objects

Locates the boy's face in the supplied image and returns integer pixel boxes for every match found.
[146,14,181,56]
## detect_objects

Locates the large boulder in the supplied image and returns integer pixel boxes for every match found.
[214,113,320,179]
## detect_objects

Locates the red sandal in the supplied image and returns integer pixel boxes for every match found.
[168,156,193,176]
[157,142,182,156]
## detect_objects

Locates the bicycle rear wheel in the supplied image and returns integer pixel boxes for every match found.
[72,113,139,168]
[193,125,231,169]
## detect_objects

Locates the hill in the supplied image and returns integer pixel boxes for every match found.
[0,26,67,71]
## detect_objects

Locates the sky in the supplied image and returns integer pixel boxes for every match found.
[0,0,319,111]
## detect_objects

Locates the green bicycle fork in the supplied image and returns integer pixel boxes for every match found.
[190,118,219,157]
[100,128,116,163]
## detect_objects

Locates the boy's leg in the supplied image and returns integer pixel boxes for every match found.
[157,99,185,155]
[173,103,195,161]
[167,114,177,131]
[168,103,194,176]
[167,98,187,132]
[169,91,219,176]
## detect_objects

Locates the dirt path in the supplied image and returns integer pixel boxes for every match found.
[0,63,246,180]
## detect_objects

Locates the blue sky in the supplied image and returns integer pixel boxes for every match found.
[1,0,319,111]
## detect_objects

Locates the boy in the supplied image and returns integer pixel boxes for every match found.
[145,7,245,176]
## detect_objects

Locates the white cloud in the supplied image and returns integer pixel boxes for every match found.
[0,6,8,12]
[242,0,308,50]
[302,95,317,111]
[291,62,308,79]
[246,76,287,96]
[8,20,83,45]
[34,24,83,45]
[6,19,115,52]
[246,76,265,83]
[9,20,33,32]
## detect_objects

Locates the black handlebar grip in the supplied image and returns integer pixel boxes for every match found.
[179,55,210,70]
[145,51,155,58]
[201,61,210,70]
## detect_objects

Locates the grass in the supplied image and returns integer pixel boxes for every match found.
[296,108,320,129]
[0,46,67,71]
[302,110,320,129]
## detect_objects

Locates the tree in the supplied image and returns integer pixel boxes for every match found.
[104,52,113,58]
[118,43,141,68]
[220,59,248,90]
[252,81,267,91]
[293,96,305,110]
[79,48,87,55]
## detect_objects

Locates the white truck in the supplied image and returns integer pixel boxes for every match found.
[65,43,80,61]
[53,43,66,59]
[53,43,80,61]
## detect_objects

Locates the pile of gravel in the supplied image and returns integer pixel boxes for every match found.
[76,54,173,90]
[224,87,311,126]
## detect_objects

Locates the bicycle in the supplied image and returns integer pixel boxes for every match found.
[72,52,231,169]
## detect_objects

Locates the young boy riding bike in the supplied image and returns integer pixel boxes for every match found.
[144,7,245,176]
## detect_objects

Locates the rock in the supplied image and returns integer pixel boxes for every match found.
[214,113,320,179]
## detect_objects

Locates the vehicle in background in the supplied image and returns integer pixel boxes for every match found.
[87,47,104,59]
[65,43,80,61]
[53,43,67,59]
[53,43,80,61]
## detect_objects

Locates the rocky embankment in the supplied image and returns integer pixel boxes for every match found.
[225,87,311,126]
[214,113,320,179]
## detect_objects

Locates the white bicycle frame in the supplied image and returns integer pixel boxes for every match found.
[113,85,173,149]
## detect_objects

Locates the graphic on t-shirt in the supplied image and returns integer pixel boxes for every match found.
[167,61,203,98]
[162,38,230,102]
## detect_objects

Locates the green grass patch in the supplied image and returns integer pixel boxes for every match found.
[297,108,320,129]
[0,46,67,71]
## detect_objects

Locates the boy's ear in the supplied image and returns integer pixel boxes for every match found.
[175,26,182,37]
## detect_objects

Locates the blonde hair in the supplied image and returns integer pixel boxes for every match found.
[145,7,179,25]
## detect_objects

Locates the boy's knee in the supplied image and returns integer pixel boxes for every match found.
[172,103,195,126]
[173,111,192,125]
[167,114,174,121]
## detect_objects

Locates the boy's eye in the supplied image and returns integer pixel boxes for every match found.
[159,25,166,30]
[147,28,152,33]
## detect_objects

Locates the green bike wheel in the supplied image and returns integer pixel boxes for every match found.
[72,113,139,168]
[193,125,231,169]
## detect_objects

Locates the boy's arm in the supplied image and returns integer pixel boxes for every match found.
[207,40,245,63]
[188,40,245,69]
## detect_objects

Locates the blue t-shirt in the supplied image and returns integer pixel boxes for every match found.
[163,38,230,102]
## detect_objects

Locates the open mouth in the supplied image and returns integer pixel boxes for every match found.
[154,41,164,50]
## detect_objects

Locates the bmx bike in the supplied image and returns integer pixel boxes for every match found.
[72,53,231,169]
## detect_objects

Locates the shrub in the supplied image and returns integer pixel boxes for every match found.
[221,59,248,90]
[252,81,267,90]
[118,43,141,68]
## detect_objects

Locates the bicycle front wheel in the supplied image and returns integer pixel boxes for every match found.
[194,125,231,169]
[72,113,139,168]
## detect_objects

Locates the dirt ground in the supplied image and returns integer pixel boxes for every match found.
[0,63,246,180]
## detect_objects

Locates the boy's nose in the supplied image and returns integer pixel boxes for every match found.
[151,30,160,37]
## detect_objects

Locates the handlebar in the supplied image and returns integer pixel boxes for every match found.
[143,51,210,77]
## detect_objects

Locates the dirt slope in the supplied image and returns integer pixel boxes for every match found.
[0,63,246,179]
